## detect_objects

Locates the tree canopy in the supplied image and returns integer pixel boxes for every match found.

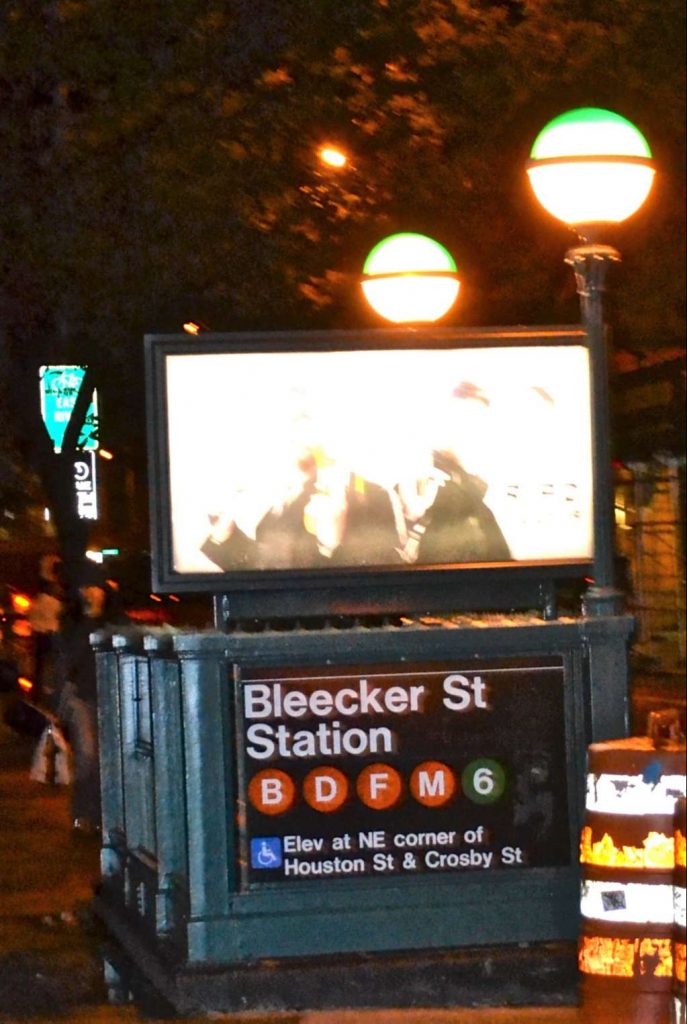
[0,0,684,552]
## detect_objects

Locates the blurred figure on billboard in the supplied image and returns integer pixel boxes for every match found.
[305,464,400,566]
[201,446,400,570]
[201,449,320,570]
[394,382,512,565]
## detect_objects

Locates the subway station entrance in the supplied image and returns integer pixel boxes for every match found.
[91,326,634,1013]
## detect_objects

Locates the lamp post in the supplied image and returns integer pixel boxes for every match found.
[527,107,655,616]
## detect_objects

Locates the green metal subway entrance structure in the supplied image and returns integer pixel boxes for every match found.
[91,320,634,1013]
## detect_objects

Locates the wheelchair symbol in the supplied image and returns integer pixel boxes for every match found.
[251,837,282,869]
[257,842,279,866]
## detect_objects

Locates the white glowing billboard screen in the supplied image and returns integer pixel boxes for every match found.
[150,333,593,581]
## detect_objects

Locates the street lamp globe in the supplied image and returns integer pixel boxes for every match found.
[361,232,460,324]
[526,108,655,232]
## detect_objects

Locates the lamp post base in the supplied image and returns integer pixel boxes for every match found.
[582,584,625,618]
[565,241,621,265]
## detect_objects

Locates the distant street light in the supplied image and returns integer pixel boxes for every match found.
[528,108,656,616]
[318,145,348,169]
[183,320,210,335]
[361,232,460,324]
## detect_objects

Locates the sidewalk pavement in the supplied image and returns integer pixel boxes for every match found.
[1,650,684,1024]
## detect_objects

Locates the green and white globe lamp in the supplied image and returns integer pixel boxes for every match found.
[361,233,460,324]
[526,107,655,236]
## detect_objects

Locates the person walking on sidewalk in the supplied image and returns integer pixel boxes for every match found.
[57,563,128,836]
[28,554,65,709]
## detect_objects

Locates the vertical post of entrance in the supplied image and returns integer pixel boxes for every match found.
[566,243,624,617]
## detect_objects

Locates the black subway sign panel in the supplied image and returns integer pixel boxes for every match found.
[234,656,570,886]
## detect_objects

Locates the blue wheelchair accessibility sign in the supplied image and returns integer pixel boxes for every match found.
[251,837,283,869]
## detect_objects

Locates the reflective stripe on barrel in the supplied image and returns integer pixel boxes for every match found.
[581,878,674,924]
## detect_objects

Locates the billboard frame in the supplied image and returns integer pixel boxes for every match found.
[145,325,594,622]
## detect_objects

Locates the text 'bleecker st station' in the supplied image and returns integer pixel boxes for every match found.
[243,673,488,759]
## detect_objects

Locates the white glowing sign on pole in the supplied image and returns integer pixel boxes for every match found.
[73,451,98,521]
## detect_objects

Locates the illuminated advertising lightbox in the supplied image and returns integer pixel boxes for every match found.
[145,328,593,613]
